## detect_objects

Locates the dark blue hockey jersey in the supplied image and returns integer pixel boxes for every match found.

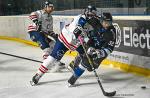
[87,25,116,58]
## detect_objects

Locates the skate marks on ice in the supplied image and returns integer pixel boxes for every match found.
[0,40,150,98]
[35,78,68,86]
[98,69,150,98]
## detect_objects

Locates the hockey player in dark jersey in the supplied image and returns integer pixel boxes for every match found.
[67,12,116,86]
[28,1,65,72]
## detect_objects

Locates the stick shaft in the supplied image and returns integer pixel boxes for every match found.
[0,51,42,63]
[78,36,106,94]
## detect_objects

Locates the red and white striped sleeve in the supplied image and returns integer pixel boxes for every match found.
[29,12,38,21]
[28,24,38,32]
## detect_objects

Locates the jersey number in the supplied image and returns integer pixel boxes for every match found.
[108,41,114,46]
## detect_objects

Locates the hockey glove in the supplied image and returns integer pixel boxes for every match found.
[73,25,83,38]
[87,47,106,60]
[87,16,101,30]
[33,19,42,32]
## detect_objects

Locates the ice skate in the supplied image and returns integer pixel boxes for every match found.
[59,62,66,69]
[67,75,79,87]
[30,73,42,86]
[50,62,65,73]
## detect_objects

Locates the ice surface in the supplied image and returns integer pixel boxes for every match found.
[0,40,150,98]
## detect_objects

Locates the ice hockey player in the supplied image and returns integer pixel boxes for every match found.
[67,12,116,86]
[30,5,102,85]
[28,1,65,72]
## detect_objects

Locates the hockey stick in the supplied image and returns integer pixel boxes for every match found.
[0,51,66,67]
[0,51,42,63]
[78,36,116,97]
[46,34,56,42]
[42,32,56,42]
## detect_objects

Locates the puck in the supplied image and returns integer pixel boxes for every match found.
[141,86,146,89]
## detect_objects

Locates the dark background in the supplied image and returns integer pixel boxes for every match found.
[0,0,150,16]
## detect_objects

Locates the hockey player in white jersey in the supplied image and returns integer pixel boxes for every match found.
[30,5,101,85]
[28,1,65,72]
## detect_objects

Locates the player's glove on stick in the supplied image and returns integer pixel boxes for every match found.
[73,25,84,38]
[87,47,105,60]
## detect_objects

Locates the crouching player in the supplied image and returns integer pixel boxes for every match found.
[67,12,116,86]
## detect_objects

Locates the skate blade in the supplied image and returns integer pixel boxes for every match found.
[67,83,80,87]
[60,66,66,69]
[67,81,80,88]
[30,81,37,86]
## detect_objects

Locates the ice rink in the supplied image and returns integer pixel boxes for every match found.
[0,40,150,98]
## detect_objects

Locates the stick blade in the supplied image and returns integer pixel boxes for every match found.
[104,91,116,97]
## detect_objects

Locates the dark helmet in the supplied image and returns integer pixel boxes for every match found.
[84,5,97,19]
[44,1,54,8]
[101,12,113,22]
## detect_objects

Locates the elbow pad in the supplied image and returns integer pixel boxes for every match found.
[73,25,83,38]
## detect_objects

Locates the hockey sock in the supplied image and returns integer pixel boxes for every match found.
[42,48,50,60]
[73,64,85,77]
[37,55,56,75]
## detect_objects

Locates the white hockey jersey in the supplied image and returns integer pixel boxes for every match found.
[58,14,93,51]
[28,10,53,33]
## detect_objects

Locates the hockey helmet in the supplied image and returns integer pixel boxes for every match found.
[101,12,113,27]
[101,12,112,22]
[84,5,97,19]
[44,1,54,8]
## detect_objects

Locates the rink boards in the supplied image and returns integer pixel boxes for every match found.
[0,15,150,76]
